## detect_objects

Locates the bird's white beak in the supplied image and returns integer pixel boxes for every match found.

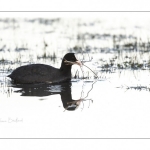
[75,61,82,66]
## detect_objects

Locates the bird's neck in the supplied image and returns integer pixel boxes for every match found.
[60,59,72,72]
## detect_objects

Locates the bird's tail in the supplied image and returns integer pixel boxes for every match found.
[7,74,12,78]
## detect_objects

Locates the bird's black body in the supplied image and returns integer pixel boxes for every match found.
[8,53,80,84]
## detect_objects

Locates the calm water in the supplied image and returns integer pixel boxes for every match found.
[1,17,150,138]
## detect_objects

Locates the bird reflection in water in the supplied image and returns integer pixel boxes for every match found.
[11,81,96,111]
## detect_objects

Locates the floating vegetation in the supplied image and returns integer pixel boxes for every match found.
[117,85,150,92]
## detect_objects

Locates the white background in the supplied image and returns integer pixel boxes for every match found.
[0,0,150,149]
[0,0,149,11]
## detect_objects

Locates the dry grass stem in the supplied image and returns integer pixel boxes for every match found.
[64,57,99,79]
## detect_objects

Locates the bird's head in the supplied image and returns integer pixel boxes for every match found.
[63,53,82,66]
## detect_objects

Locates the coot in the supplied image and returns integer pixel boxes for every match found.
[8,53,82,84]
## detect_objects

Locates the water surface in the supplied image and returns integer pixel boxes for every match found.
[0,17,150,138]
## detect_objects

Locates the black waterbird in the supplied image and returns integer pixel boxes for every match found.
[8,53,82,84]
